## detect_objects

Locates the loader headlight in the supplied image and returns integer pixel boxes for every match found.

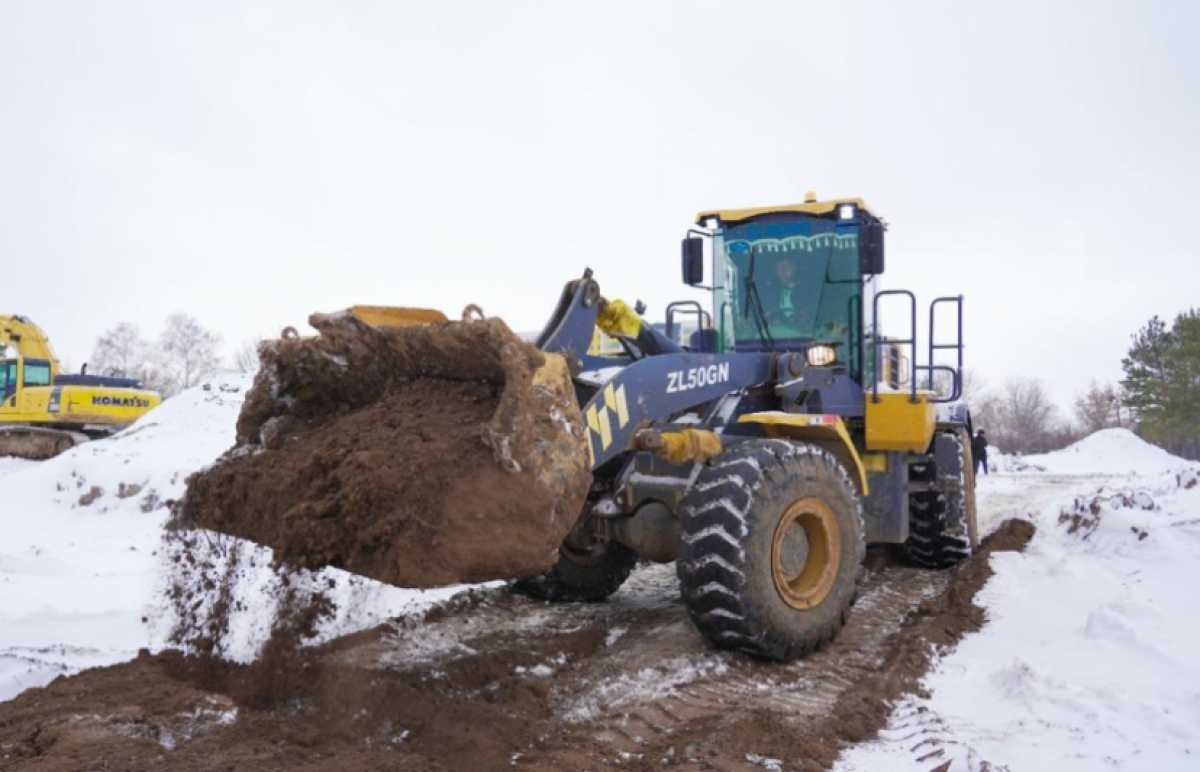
[838,204,855,220]
[806,345,837,367]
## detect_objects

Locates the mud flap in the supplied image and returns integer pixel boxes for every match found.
[862,451,909,544]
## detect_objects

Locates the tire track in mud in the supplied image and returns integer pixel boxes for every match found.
[572,557,951,758]
[337,520,1031,770]
[858,699,1004,772]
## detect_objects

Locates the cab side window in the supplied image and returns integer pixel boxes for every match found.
[23,359,51,387]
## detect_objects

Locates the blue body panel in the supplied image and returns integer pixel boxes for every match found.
[572,352,772,469]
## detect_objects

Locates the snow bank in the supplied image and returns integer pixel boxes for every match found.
[0,374,470,702]
[0,377,250,700]
[1024,428,1188,477]
[0,457,37,479]
[839,460,1200,770]
[981,449,1034,474]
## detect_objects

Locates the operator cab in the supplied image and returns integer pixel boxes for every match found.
[682,194,885,387]
[680,193,964,407]
[0,357,53,403]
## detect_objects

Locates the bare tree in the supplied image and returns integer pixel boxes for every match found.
[960,368,987,404]
[1073,380,1121,434]
[89,322,150,377]
[920,367,983,403]
[232,337,263,375]
[157,313,223,396]
[988,378,1067,454]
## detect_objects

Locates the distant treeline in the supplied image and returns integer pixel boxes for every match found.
[1121,309,1200,461]
[952,309,1199,459]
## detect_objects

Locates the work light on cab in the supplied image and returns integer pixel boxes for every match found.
[806,344,838,367]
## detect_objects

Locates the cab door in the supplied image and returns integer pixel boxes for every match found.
[14,359,52,418]
[0,359,17,408]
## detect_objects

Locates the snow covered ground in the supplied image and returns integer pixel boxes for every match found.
[838,429,1200,771]
[0,374,469,701]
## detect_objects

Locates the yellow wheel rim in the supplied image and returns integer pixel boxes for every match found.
[771,497,841,609]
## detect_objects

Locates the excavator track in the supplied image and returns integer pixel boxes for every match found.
[0,425,88,460]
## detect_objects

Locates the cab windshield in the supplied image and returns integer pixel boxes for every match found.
[719,217,861,354]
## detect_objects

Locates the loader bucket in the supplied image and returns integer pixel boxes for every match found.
[180,308,593,588]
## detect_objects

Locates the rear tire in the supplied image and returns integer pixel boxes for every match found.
[513,541,637,602]
[677,440,865,661]
[903,429,978,568]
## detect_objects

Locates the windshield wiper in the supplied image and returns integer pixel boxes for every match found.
[743,249,776,350]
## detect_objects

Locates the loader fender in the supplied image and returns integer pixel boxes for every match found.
[735,412,869,496]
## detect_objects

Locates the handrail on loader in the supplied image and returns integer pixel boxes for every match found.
[871,291,965,404]
[871,289,918,404]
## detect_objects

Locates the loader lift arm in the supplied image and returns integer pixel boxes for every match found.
[534,272,776,469]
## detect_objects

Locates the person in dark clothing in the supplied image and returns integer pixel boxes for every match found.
[972,429,989,475]
[772,257,799,320]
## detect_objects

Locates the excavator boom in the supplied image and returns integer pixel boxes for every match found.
[0,315,60,374]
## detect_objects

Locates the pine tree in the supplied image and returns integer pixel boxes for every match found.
[1121,309,1200,458]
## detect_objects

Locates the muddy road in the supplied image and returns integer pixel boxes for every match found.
[0,515,1034,772]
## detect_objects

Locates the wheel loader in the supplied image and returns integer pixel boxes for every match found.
[186,193,976,662]
[0,316,162,459]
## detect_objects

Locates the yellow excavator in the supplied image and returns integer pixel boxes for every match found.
[0,315,162,459]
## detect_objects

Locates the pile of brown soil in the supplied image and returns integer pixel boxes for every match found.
[0,611,610,771]
[179,311,591,588]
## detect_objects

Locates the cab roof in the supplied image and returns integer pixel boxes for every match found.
[695,195,875,225]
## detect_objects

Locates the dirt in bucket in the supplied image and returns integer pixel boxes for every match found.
[179,313,591,588]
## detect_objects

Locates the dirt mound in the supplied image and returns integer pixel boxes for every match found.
[0,610,608,771]
[179,311,591,588]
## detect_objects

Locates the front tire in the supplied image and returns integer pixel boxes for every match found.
[513,541,637,602]
[677,440,865,661]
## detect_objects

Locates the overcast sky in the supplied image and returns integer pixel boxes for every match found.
[3,1,1197,411]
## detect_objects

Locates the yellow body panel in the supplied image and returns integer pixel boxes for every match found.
[696,196,874,225]
[2,383,161,428]
[864,392,936,453]
[736,412,869,495]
